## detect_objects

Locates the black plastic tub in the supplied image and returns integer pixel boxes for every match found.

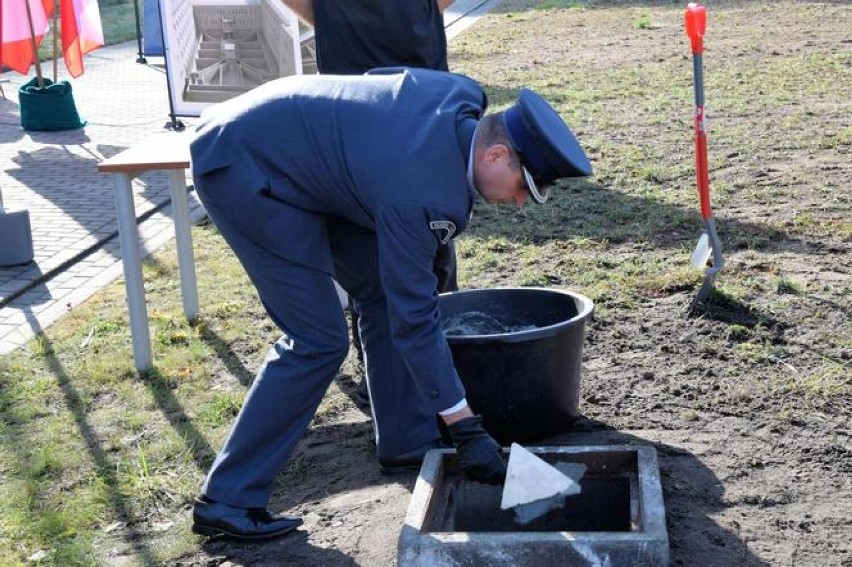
[439,287,594,444]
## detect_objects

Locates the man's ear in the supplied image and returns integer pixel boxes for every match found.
[483,143,511,165]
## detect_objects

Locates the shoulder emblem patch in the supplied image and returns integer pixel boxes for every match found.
[429,220,457,244]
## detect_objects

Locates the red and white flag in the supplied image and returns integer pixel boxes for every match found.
[60,0,103,77]
[0,0,54,75]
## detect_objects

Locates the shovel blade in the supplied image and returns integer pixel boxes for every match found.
[694,273,716,304]
[690,232,712,269]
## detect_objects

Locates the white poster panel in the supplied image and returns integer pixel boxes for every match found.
[158,0,309,117]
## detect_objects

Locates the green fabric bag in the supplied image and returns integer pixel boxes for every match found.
[19,77,86,132]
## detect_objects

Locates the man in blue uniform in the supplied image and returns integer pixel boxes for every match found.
[190,67,592,541]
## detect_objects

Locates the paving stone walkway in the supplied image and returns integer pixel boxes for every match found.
[0,0,499,356]
[0,41,206,355]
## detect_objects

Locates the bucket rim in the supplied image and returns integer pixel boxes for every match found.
[438,286,594,343]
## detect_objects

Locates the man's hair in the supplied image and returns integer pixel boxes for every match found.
[477,112,520,169]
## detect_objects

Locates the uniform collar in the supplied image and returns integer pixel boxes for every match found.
[466,123,480,224]
[457,117,479,223]
[463,119,479,198]
[466,129,476,191]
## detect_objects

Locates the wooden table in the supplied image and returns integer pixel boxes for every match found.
[97,131,198,371]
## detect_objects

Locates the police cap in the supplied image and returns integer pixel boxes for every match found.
[502,88,593,204]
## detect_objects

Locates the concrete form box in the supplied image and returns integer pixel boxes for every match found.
[399,445,669,566]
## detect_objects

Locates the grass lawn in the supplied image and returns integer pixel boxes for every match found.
[2,0,850,565]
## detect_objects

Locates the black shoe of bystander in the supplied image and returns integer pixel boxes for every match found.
[378,439,451,474]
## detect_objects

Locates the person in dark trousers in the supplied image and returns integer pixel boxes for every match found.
[189,67,592,541]
[310,0,454,75]
[284,0,459,351]
[284,0,461,456]
[283,0,455,73]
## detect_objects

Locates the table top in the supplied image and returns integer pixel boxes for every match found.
[97,130,194,174]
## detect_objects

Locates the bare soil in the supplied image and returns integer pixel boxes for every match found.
[179,1,851,565]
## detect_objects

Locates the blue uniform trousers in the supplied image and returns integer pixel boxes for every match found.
[197,185,442,508]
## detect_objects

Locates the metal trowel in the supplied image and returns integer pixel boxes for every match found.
[500,444,585,525]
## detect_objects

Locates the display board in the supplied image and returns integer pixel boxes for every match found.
[143,0,164,56]
[158,0,304,117]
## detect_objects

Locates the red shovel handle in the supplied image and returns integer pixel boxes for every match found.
[685,3,706,54]
[694,112,712,220]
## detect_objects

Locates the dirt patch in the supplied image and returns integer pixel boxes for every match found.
[177,1,851,565]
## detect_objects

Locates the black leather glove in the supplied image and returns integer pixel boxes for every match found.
[447,415,507,485]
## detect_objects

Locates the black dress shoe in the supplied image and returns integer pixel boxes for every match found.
[378,439,451,474]
[192,497,302,541]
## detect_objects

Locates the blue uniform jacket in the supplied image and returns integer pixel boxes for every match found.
[191,68,486,413]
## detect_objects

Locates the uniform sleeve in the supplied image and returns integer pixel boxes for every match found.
[374,202,467,414]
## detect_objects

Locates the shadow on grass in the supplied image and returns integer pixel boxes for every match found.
[197,322,255,387]
[1,308,160,565]
[467,177,815,256]
[693,289,851,371]
[688,289,781,328]
[139,367,217,472]
[546,417,770,566]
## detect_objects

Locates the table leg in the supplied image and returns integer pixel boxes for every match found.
[113,172,152,371]
[167,169,199,320]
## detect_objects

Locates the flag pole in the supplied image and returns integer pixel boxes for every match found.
[53,0,60,82]
[132,0,147,63]
[24,0,46,87]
